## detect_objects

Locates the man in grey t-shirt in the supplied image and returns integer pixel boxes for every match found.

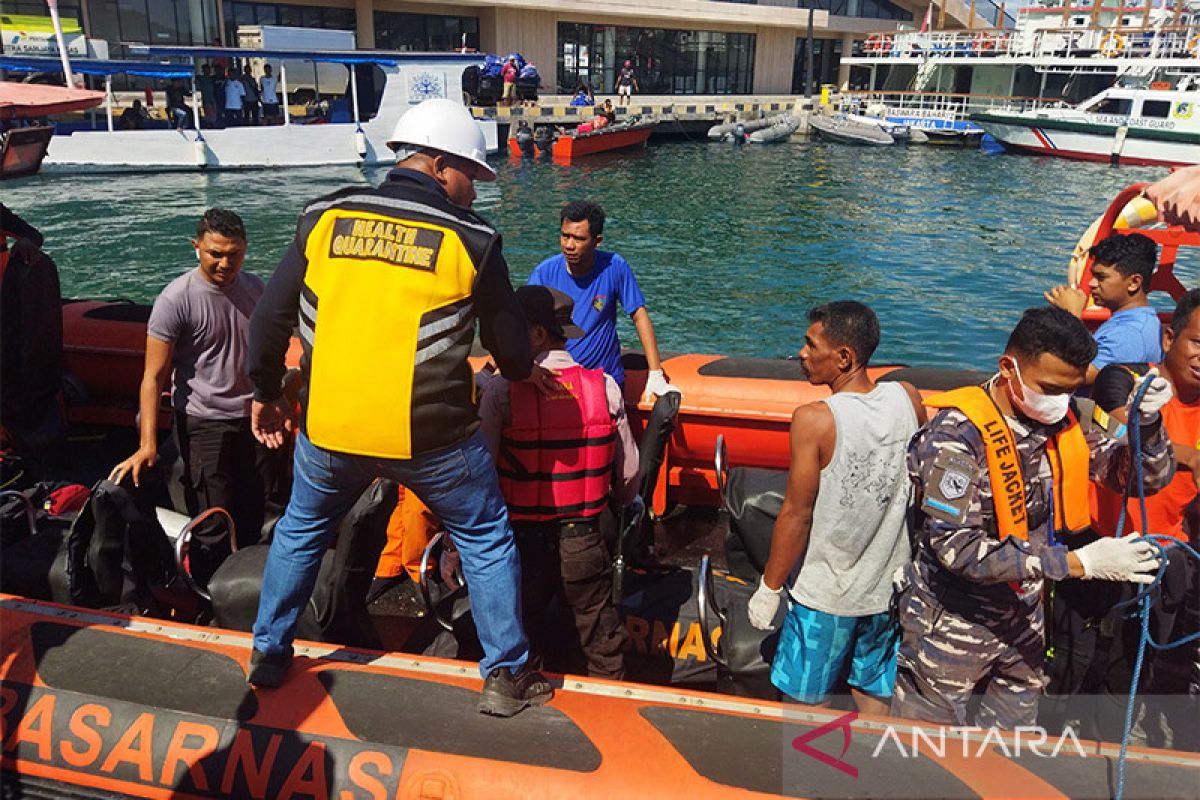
[746,301,927,715]
[110,209,284,572]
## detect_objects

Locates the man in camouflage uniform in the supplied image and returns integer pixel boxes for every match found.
[893,307,1173,729]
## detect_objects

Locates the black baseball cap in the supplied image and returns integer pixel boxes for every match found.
[516,285,585,339]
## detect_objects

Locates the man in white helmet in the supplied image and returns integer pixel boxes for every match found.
[246,98,554,717]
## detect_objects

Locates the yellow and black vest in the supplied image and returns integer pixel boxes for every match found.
[295,182,497,458]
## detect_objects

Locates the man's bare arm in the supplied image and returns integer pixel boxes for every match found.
[109,336,172,486]
[761,403,833,590]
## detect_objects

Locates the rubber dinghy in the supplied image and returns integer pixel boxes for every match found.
[748,115,801,144]
[809,114,895,146]
[706,117,773,140]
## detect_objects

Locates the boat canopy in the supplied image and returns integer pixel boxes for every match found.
[0,81,105,119]
[0,55,193,79]
[129,45,484,67]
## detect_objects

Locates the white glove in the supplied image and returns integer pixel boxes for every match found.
[748,578,786,630]
[1075,536,1161,584]
[643,369,681,402]
[1128,368,1172,420]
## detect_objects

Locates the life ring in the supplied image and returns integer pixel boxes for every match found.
[973,32,995,53]
[1067,184,1199,330]
[1187,34,1200,57]
[1099,33,1125,58]
[865,34,893,54]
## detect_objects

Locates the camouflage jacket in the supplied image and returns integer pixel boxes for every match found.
[907,392,1174,605]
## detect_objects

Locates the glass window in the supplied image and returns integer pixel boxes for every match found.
[1141,100,1172,118]
[792,37,842,93]
[255,4,277,25]
[1094,97,1133,115]
[557,23,754,95]
[324,9,354,30]
[374,11,479,51]
[116,0,151,43]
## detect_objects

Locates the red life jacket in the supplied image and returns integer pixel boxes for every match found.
[498,364,617,522]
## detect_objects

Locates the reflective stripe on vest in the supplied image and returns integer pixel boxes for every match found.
[498,365,616,522]
[925,385,1091,540]
[301,207,479,459]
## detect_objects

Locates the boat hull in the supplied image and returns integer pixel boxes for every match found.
[551,124,655,161]
[972,114,1200,167]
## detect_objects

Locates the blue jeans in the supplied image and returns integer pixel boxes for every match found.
[252,430,528,676]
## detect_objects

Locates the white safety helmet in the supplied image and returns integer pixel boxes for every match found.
[386,98,496,181]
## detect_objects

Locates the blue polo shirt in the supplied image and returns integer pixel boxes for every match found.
[1092,305,1163,371]
[527,251,646,386]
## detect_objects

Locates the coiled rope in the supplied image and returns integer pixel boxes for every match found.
[1110,376,1200,800]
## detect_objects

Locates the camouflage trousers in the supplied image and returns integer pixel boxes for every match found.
[891,582,1047,729]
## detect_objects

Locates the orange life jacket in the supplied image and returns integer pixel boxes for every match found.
[498,365,616,523]
[925,385,1091,540]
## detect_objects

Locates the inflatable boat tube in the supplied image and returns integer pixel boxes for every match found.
[2,595,1198,799]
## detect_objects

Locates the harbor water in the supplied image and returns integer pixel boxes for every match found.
[4,140,1189,371]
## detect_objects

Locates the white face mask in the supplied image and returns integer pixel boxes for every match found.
[1007,360,1070,425]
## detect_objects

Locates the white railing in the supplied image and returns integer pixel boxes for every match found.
[857,23,1200,59]
[839,90,1069,120]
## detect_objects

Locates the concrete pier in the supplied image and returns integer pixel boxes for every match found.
[473,94,821,138]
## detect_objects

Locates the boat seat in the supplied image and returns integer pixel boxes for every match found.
[207,479,397,649]
[697,555,780,700]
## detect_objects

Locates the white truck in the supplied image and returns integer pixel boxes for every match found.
[235,24,357,101]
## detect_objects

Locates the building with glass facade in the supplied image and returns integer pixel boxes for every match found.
[1,0,986,95]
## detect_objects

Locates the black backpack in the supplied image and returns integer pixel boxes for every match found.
[50,479,177,613]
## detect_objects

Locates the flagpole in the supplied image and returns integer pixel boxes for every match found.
[45,0,76,87]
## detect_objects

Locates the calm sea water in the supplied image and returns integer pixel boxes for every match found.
[3,140,1188,370]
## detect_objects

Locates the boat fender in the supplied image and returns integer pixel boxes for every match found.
[1067,195,1157,288]
[192,133,207,168]
[354,125,368,159]
[1100,33,1126,58]
[973,32,995,52]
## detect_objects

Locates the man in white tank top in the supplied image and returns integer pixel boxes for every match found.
[748,301,926,715]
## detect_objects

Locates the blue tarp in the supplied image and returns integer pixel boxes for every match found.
[131,45,484,67]
[0,55,193,79]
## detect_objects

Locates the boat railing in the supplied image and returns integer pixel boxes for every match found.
[854,21,1200,59]
[840,90,1069,120]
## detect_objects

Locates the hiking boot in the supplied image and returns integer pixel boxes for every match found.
[477,666,554,717]
[247,648,292,688]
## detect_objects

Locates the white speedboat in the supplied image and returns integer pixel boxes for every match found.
[0,46,498,173]
[971,80,1200,166]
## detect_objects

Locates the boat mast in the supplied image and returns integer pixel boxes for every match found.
[45,0,75,87]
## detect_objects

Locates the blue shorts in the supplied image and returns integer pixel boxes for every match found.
[770,602,899,704]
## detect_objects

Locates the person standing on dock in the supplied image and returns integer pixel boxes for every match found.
[1045,232,1163,386]
[616,60,638,108]
[500,56,518,107]
[893,307,1173,730]
[528,200,679,400]
[245,99,556,718]
[109,209,285,574]
[746,301,926,715]
[479,285,639,680]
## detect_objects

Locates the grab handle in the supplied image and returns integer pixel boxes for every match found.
[697,554,729,670]
[174,507,236,602]
[714,435,729,511]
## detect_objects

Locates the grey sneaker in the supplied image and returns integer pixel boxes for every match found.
[477,666,554,717]
[247,648,292,688]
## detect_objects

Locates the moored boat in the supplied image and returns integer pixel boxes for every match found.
[972,81,1200,166]
[550,118,657,162]
[0,48,499,173]
[809,113,895,145]
[0,81,103,179]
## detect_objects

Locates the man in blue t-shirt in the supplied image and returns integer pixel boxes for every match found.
[528,201,676,397]
[1045,232,1163,385]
